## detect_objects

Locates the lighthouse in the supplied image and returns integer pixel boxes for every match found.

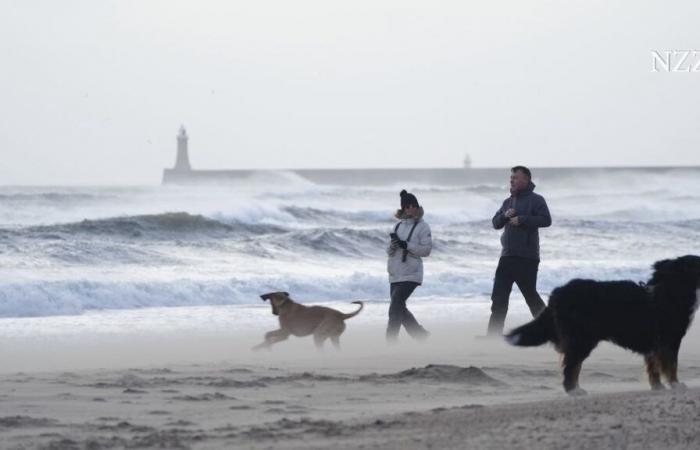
[173,125,191,171]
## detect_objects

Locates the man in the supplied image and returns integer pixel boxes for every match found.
[487,166,551,336]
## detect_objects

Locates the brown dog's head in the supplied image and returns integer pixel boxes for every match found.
[260,291,291,316]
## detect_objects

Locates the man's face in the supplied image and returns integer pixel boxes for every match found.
[510,170,530,193]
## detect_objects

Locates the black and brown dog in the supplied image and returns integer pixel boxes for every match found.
[506,255,700,395]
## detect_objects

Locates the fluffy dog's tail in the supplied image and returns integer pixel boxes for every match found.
[505,307,556,347]
[342,301,364,320]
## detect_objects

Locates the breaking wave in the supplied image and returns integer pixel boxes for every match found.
[17,213,286,240]
[0,262,658,318]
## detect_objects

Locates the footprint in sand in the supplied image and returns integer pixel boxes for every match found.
[173,392,234,401]
[265,408,287,413]
[284,406,309,414]
[165,420,195,426]
[225,368,254,374]
[589,371,615,379]
[59,372,79,378]
[123,388,148,394]
[229,405,253,410]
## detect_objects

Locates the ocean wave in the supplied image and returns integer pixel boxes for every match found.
[0,274,388,318]
[0,260,659,318]
[18,212,286,240]
[3,216,694,268]
[407,184,506,195]
[669,219,700,229]
[0,271,489,318]
[243,170,319,188]
[280,228,388,257]
[281,206,392,225]
[0,192,115,203]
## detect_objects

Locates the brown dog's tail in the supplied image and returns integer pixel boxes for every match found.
[342,301,364,320]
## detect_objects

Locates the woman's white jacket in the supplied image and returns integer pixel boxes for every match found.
[386,207,432,284]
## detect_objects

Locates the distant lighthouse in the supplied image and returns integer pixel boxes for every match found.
[463,153,472,169]
[173,125,191,171]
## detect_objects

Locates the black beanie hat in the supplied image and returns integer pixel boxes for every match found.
[400,190,419,209]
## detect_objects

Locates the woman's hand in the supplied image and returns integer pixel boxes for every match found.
[393,239,408,249]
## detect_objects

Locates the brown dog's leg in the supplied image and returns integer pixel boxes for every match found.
[330,336,341,350]
[314,320,345,350]
[645,353,665,390]
[313,333,328,350]
[252,329,290,350]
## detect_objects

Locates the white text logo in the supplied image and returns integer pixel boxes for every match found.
[651,50,700,72]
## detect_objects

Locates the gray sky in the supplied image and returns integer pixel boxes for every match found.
[1,1,699,185]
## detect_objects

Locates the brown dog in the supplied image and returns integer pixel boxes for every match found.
[253,291,364,350]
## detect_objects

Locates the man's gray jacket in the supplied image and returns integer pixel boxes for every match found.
[492,182,551,260]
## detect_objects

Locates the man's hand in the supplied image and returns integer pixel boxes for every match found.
[504,208,516,218]
[509,216,520,226]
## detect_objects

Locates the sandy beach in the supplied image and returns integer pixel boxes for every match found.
[2,304,700,450]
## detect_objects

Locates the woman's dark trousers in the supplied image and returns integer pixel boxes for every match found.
[387,281,428,340]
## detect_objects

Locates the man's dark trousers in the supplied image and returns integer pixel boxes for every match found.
[487,256,545,335]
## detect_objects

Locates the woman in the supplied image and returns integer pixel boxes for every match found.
[386,189,432,341]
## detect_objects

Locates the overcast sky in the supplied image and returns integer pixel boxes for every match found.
[1,1,699,185]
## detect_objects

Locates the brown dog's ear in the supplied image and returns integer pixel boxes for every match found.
[283,292,289,297]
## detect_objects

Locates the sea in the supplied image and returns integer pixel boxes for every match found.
[1,167,699,338]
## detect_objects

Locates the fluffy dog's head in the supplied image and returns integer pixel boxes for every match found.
[650,255,700,287]
[260,291,291,316]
